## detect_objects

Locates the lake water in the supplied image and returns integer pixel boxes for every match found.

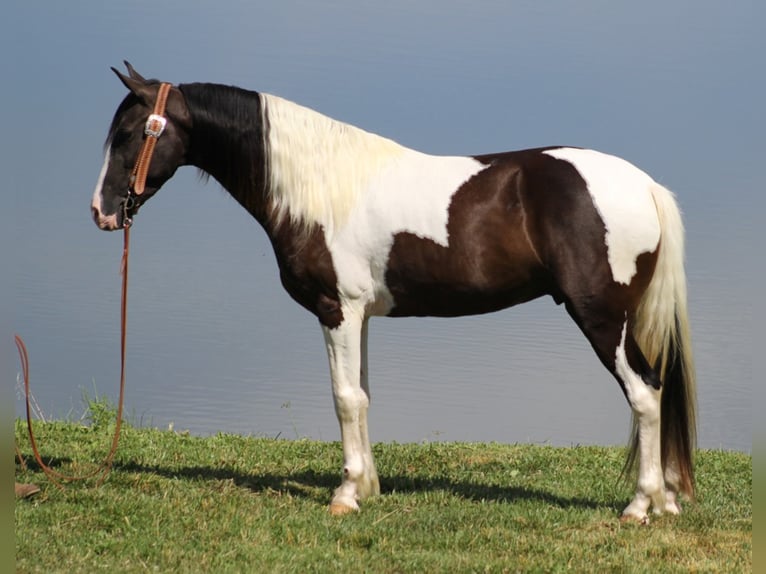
[6,2,756,455]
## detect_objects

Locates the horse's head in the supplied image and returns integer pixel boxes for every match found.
[91,63,191,230]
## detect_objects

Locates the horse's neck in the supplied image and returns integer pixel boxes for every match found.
[182,83,270,222]
[183,84,409,236]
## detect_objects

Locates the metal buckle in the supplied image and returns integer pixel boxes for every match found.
[144,114,167,138]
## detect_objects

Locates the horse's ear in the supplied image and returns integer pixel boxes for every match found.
[111,65,153,104]
[123,61,147,82]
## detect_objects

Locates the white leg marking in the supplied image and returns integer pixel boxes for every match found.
[358,318,380,498]
[543,148,660,285]
[615,322,665,522]
[663,460,683,514]
[323,307,377,514]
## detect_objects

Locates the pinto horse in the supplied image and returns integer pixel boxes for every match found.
[92,63,696,523]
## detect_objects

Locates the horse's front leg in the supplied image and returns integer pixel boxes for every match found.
[358,317,380,499]
[323,310,379,515]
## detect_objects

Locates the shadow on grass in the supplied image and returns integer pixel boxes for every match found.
[109,459,612,511]
[16,454,73,472]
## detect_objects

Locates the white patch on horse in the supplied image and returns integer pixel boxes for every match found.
[328,150,486,312]
[91,145,118,230]
[262,93,486,312]
[544,148,661,285]
[262,94,404,238]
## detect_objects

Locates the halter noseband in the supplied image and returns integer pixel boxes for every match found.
[124,82,172,227]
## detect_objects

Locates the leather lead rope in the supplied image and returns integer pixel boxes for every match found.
[15,227,131,488]
[15,83,171,488]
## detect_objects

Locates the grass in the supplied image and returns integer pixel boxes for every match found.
[15,414,751,573]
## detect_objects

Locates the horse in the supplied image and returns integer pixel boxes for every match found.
[91,63,696,523]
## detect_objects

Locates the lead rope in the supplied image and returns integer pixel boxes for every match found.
[15,225,132,488]
[15,82,171,490]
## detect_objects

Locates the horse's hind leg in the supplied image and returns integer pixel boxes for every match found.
[661,453,683,515]
[611,320,667,522]
[565,299,666,523]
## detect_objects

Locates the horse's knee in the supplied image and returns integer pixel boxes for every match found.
[333,386,369,421]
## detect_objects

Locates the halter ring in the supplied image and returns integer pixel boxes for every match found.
[122,194,136,228]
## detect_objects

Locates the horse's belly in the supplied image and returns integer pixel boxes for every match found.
[383,280,549,318]
[380,228,551,317]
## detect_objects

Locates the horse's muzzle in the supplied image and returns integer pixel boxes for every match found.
[91,204,122,231]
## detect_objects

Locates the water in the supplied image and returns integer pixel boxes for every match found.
[6,2,757,454]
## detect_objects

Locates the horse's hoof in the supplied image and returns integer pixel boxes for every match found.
[664,498,682,515]
[329,502,357,516]
[664,502,681,515]
[620,513,650,526]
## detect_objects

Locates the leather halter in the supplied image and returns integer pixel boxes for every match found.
[124,82,172,227]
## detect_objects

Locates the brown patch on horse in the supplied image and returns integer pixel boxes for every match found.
[268,221,344,328]
[385,157,555,317]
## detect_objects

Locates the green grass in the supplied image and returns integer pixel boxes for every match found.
[15,418,751,573]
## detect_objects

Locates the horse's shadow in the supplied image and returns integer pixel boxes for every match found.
[17,453,620,511]
[16,454,72,473]
[110,459,614,512]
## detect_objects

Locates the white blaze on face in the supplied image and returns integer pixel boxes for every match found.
[543,148,661,285]
[91,145,119,230]
[328,150,487,311]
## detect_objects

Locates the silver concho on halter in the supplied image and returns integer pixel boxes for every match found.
[144,114,167,138]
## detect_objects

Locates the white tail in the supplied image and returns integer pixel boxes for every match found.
[630,183,697,497]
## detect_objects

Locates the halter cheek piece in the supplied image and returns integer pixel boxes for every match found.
[124,82,172,227]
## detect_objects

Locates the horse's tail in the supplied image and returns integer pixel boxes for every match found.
[628,182,697,498]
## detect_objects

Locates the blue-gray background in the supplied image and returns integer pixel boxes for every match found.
[4,2,757,452]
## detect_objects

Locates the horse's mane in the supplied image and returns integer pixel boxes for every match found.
[260,94,405,237]
[179,82,268,217]
[178,82,406,236]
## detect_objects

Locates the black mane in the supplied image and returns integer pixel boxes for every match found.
[179,82,268,216]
